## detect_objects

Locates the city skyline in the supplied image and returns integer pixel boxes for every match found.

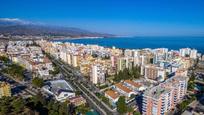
[1,0,204,36]
[0,0,204,115]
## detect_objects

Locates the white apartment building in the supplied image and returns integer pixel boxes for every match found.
[190,49,197,59]
[90,64,105,84]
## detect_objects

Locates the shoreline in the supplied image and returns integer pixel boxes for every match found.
[51,37,204,55]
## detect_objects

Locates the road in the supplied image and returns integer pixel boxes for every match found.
[50,56,118,115]
[0,73,37,98]
[195,80,204,85]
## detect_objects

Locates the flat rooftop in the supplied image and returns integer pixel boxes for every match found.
[50,80,73,91]
[43,80,74,95]
[144,85,171,99]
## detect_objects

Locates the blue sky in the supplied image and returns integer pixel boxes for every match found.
[0,0,204,36]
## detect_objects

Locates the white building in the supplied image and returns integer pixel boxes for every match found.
[180,48,191,57]
[190,49,197,59]
[105,90,119,104]
[71,55,78,67]
[114,83,135,97]
[90,64,105,84]
[42,80,75,102]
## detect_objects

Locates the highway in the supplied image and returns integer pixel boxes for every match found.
[50,56,118,115]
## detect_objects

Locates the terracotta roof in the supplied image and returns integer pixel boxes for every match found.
[105,90,119,99]
[44,57,51,63]
[115,83,132,93]
[124,80,142,88]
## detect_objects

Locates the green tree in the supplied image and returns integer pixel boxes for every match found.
[116,96,128,114]
[0,56,9,63]
[76,105,89,114]
[32,77,44,87]
[49,110,59,115]
[49,66,60,76]
[12,98,25,113]
[59,102,68,115]
[47,100,55,110]
[0,105,9,115]
[133,111,141,115]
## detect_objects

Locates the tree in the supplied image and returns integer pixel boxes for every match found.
[114,66,141,82]
[32,77,44,87]
[12,98,25,113]
[76,105,89,114]
[47,100,55,110]
[1,63,25,80]
[0,104,9,114]
[0,56,9,63]
[59,102,68,115]
[133,111,141,115]
[116,96,128,114]
[75,90,82,96]
[49,66,60,76]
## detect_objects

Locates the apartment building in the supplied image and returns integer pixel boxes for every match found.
[90,64,105,84]
[0,82,11,98]
[144,64,166,81]
[142,76,188,115]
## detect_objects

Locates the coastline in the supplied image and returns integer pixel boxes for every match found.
[52,36,204,54]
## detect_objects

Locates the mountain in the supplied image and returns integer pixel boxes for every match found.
[0,18,113,38]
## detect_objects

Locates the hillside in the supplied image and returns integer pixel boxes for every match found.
[0,18,113,38]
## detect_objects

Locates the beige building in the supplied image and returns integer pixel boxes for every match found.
[0,82,11,98]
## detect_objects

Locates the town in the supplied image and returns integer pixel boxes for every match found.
[0,40,204,115]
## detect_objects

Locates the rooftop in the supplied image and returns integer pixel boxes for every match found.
[124,80,142,88]
[144,85,171,99]
[105,90,119,99]
[45,80,74,95]
[115,83,133,93]
[0,82,10,87]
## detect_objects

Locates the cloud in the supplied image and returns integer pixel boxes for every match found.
[0,18,21,21]
[0,18,32,25]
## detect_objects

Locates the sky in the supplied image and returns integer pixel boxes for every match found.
[0,0,204,36]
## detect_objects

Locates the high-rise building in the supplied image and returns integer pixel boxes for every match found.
[141,55,147,66]
[60,50,67,62]
[144,65,158,80]
[71,55,78,67]
[144,65,166,81]
[111,56,116,67]
[190,49,197,59]
[133,56,140,66]
[124,49,133,57]
[90,64,105,84]
[179,48,191,57]
[0,82,11,98]
[66,53,71,65]
[142,76,188,115]
[117,57,129,72]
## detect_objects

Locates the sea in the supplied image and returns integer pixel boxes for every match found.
[53,36,204,54]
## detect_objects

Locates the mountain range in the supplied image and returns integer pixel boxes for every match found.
[0,18,113,38]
